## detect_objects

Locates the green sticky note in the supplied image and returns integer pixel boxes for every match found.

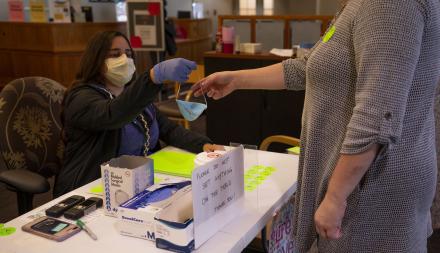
[323,25,336,43]
[287,146,301,155]
[149,150,196,178]
[255,178,265,184]
[90,184,103,194]
[262,169,272,176]
[154,176,163,183]
[256,175,267,181]
[0,224,16,236]
[246,171,258,177]
[266,166,276,172]
[245,183,257,192]
[244,177,252,183]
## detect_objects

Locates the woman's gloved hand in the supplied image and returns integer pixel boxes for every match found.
[152,58,197,84]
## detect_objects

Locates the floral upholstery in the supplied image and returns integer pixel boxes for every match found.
[0,77,65,178]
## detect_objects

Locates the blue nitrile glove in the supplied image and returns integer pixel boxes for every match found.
[153,58,197,84]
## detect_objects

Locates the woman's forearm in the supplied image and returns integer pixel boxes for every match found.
[234,63,286,90]
[326,144,380,203]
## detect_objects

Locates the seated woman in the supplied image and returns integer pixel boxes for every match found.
[54,31,220,197]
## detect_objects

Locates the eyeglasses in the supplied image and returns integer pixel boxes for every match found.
[108,48,134,59]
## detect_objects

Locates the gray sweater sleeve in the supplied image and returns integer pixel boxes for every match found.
[341,0,428,154]
[282,57,307,91]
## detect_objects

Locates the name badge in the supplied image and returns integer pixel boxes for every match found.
[323,25,336,43]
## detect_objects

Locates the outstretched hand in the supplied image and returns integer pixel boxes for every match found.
[152,58,197,84]
[191,71,238,100]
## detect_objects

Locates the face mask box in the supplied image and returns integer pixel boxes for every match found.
[116,181,192,241]
[101,155,154,217]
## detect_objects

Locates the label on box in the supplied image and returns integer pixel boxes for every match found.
[101,155,153,216]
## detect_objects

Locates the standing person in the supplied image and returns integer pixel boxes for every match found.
[54,31,221,197]
[192,0,440,252]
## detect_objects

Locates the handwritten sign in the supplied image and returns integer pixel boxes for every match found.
[192,146,244,248]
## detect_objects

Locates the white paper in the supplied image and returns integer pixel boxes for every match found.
[133,10,157,46]
[269,48,293,57]
[192,146,245,249]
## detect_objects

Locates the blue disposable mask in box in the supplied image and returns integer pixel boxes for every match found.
[176,82,207,121]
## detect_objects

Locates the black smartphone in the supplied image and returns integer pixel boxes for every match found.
[22,216,81,242]
[45,195,85,217]
[64,197,103,220]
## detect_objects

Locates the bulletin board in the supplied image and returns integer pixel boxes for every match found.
[126,0,165,51]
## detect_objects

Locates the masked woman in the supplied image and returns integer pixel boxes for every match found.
[54,31,220,197]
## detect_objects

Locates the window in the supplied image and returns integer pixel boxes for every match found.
[239,0,256,15]
[263,0,274,15]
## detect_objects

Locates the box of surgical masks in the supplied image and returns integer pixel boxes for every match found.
[116,181,192,241]
[101,155,154,217]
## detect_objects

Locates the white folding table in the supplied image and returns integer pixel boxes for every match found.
[0,149,298,253]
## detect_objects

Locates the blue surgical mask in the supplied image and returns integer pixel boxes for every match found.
[176,83,207,121]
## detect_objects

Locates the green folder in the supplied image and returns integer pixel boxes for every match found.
[149,150,196,178]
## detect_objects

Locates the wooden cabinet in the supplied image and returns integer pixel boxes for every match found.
[172,18,212,64]
[204,51,305,151]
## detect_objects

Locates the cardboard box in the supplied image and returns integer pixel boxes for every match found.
[116,181,192,240]
[101,155,153,217]
[240,43,262,54]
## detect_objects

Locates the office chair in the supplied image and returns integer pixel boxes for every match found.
[259,135,301,151]
[0,77,65,215]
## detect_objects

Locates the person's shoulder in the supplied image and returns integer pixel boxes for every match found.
[357,0,432,13]
[65,82,109,104]
[355,0,435,24]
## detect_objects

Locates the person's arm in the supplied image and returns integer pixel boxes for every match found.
[192,50,311,99]
[191,63,284,100]
[314,0,428,240]
[314,144,380,239]
[65,58,196,131]
[155,107,213,153]
[64,71,161,130]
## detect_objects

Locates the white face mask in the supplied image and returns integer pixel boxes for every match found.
[104,54,136,87]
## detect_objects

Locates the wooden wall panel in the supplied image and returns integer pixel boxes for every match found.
[0,20,209,89]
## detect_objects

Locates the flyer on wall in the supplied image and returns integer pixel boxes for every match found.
[126,0,165,51]
[8,0,25,22]
[29,0,47,22]
[48,0,71,23]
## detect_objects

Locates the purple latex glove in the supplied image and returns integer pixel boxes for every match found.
[153,58,197,84]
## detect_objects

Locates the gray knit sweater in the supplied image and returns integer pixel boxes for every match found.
[283,0,440,252]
